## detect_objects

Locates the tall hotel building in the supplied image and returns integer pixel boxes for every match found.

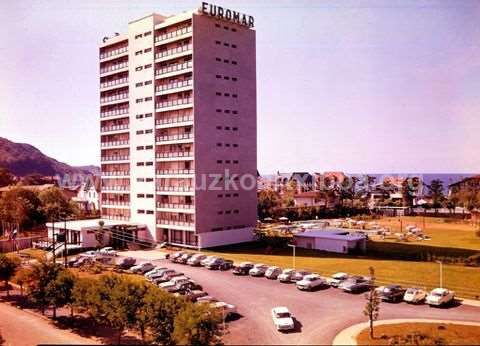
[99,4,257,248]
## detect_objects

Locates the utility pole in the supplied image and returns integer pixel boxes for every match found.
[63,217,68,268]
[436,260,443,288]
[287,243,296,269]
[52,218,56,263]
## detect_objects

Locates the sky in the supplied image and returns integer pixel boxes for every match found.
[1,0,479,174]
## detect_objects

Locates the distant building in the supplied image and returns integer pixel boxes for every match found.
[293,191,326,207]
[72,180,100,213]
[294,229,366,254]
[448,175,480,196]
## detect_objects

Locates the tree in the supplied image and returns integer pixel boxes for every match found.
[38,187,73,222]
[401,177,419,208]
[45,269,76,319]
[95,220,105,248]
[0,254,20,296]
[257,189,280,219]
[0,187,43,229]
[25,259,63,314]
[0,168,15,187]
[363,267,381,339]
[172,303,222,346]
[427,179,445,211]
[13,267,32,297]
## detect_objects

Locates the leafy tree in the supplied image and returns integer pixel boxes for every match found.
[363,267,381,339]
[257,189,280,219]
[401,177,420,208]
[0,187,43,228]
[0,254,20,296]
[25,259,63,314]
[427,179,445,210]
[38,187,73,221]
[45,269,76,319]
[13,267,32,297]
[95,220,105,248]
[172,303,222,346]
[0,168,15,187]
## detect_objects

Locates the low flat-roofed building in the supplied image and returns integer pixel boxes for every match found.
[294,229,366,254]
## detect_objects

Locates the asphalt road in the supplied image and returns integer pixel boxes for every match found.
[145,257,480,345]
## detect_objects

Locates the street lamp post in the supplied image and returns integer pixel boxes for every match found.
[287,244,296,269]
[436,260,443,288]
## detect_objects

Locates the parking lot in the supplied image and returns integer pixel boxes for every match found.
[120,251,480,345]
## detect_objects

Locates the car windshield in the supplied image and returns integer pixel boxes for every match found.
[406,288,416,294]
[276,312,291,318]
[432,291,445,297]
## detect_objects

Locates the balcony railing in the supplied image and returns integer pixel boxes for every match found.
[102,171,130,176]
[156,61,192,76]
[156,169,194,175]
[156,114,193,126]
[156,133,193,142]
[156,203,195,210]
[155,44,192,60]
[157,219,194,227]
[103,215,130,221]
[156,151,193,159]
[101,124,129,133]
[156,97,192,109]
[156,79,193,93]
[100,61,128,74]
[155,26,192,43]
[101,140,129,147]
[156,186,194,192]
[100,108,129,118]
[100,46,128,60]
[101,155,130,162]
[100,93,129,104]
[102,186,130,191]
[102,201,131,206]
[100,77,128,89]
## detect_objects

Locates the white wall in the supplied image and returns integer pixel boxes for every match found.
[198,226,255,248]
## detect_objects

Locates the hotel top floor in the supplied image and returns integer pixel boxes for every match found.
[99,2,255,51]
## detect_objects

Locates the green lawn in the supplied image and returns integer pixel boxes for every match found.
[203,243,480,299]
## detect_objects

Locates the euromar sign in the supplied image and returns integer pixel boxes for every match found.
[201,2,254,28]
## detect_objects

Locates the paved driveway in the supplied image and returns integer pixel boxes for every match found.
[141,256,480,345]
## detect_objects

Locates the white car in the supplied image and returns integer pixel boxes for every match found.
[158,276,190,289]
[249,263,269,277]
[271,307,295,331]
[326,272,349,287]
[296,274,327,291]
[187,254,207,266]
[200,256,217,266]
[98,247,117,256]
[144,267,168,278]
[426,288,455,306]
[265,266,282,279]
[277,269,296,283]
[212,302,237,318]
[130,262,155,274]
[404,287,427,304]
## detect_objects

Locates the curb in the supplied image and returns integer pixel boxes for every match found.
[332,318,480,345]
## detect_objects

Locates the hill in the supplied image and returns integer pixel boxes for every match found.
[0,137,99,177]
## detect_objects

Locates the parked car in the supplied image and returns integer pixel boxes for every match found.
[147,269,174,282]
[426,288,455,306]
[379,285,406,302]
[144,267,168,278]
[177,253,194,264]
[278,269,296,283]
[196,295,217,303]
[170,251,186,262]
[95,256,114,265]
[159,276,190,290]
[168,280,203,294]
[211,301,237,318]
[130,262,155,274]
[271,307,295,331]
[72,256,94,268]
[206,258,233,270]
[98,247,117,256]
[67,256,79,267]
[249,263,269,277]
[403,287,427,304]
[296,274,327,291]
[326,272,349,287]
[291,270,311,282]
[116,257,136,269]
[200,256,217,267]
[232,262,254,275]
[187,254,207,266]
[155,271,185,284]
[339,276,372,293]
[184,290,209,302]
[265,266,282,280]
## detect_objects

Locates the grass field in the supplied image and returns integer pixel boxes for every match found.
[374,216,480,251]
[203,243,480,299]
[357,322,480,345]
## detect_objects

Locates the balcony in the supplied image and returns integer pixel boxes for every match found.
[100,93,129,105]
[100,46,128,60]
[102,171,130,177]
[155,97,192,110]
[102,186,130,192]
[157,219,194,227]
[156,114,193,126]
[155,61,192,77]
[155,79,192,94]
[155,26,192,43]
[100,77,128,90]
[156,133,193,142]
[100,62,128,75]
[100,108,129,118]
[156,169,194,175]
[103,215,130,221]
[155,44,192,60]
[101,140,129,148]
[102,201,131,206]
[156,186,194,192]
[156,151,193,159]
[156,202,195,210]
[101,124,129,133]
[101,155,130,162]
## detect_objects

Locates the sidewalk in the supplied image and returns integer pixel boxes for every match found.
[332,318,480,345]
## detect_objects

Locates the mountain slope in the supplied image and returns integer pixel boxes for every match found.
[0,137,99,176]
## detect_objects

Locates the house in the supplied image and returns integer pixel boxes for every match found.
[293,191,326,207]
[294,229,366,254]
[448,175,480,196]
[71,179,100,213]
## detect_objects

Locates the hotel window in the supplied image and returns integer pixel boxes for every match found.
[223,43,230,47]
[136,99,143,103]
[145,129,153,133]
[216,92,222,96]
[144,31,152,36]
[232,28,237,32]
[135,50,143,56]
[137,209,145,213]
[145,80,152,85]
[232,44,237,48]
[224,110,230,114]
[223,59,229,63]
[217,211,223,215]
[136,146,144,150]
[146,161,153,166]
[145,145,153,150]
[136,178,145,182]
[137,162,144,166]
[233,193,239,197]
[224,26,229,30]
[146,194,154,198]
[215,40,221,45]
[217,194,223,198]
[225,126,230,130]
[223,76,230,80]
[233,127,238,131]
[216,75,221,79]
[225,194,231,197]
[146,210,154,214]
[136,114,144,119]
[144,64,152,69]
[224,93,230,97]
[232,110,238,114]
[217,160,223,164]
[136,82,143,87]
[135,34,143,39]
[232,94,238,98]
[146,178,154,182]
[233,160,239,164]
[232,61,238,65]
[225,210,231,214]
[234,209,239,214]
[232,77,238,81]
[216,143,222,147]
[216,109,222,112]
[225,143,231,147]
[135,66,143,71]
[137,194,145,198]
[215,57,221,62]
[215,23,221,28]
[225,160,231,164]
[145,97,152,102]
[136,130,144,135]
[144,48,152,53]
[233,144,238,147]
[145,113,153,118]
[216,126,222,130]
